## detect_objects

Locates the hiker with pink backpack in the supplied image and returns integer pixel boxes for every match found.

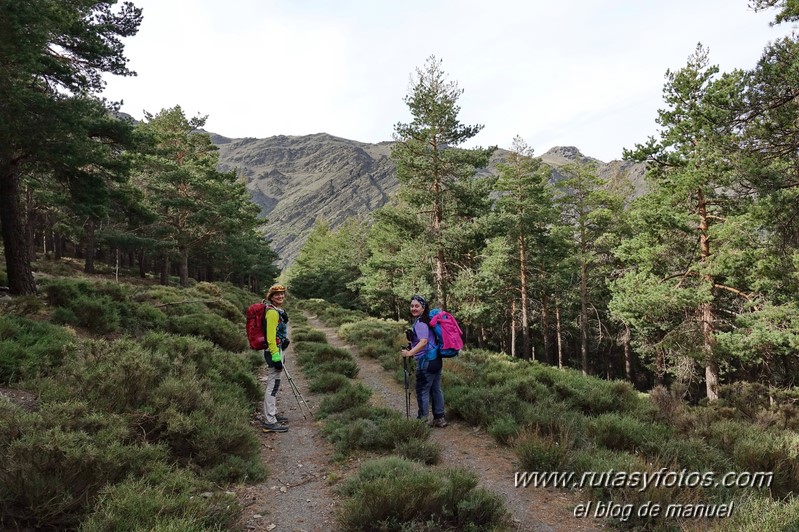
[400,294,463,428]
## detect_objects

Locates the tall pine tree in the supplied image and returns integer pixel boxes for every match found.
[392,56,495,309]
[0,1,142,294]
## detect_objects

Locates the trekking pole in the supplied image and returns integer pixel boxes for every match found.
[403,329,413,419]
[281,348,311,420]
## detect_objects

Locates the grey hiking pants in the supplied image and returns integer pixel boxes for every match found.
[263,363,282,424]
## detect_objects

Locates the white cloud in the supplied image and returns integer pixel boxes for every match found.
[102,0,794,161]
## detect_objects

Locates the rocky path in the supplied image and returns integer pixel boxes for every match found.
[236,313,604,531]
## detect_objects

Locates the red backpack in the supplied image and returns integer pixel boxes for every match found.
[246,301,268,350]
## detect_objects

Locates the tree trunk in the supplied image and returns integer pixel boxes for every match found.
[25,186,37,260]
[555,300,564,369]
[655,347,666,386]
[510,300,517,358]
[623,323,634,382]
[137,249,147,278]
[519,234,532,360]
[84,218,96,274]
[697,187,719,401]
[179,246,189,287]
[160,254,170,286]
[55,233,64,260]
[432,177,447,310]
[541,282,551,364]
[580,258,589,375]
[0,165,37,294]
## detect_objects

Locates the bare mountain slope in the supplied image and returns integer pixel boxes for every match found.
[214,134,645,267]
[216,133,396,267]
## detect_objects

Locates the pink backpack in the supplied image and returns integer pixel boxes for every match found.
[429,309,464,357]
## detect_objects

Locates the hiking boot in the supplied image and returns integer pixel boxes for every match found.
[432,417,448,428]
[262,422,288,433]
[276,415,289,423]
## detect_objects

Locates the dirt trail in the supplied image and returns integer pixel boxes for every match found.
[304,315,603,532]
[235,313,604,531]
[235,342,343,531]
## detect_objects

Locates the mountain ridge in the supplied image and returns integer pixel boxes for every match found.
[213,133,645,267]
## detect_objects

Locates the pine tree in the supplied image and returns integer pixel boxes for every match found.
[615,45,745,400]
[392,56,495,309]
[493,136,557,359]
[0,1,142,294]
[554,161,623,375]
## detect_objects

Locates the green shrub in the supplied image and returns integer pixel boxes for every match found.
[291,327,327,343]
[322,414,431,458]
[295,341,350,366]
[128,302,167,332]
[52,305,78,326]
[515,432,567,471]
[455,487,511,532]
[338,318,404,347]
[0,315,74,383]
[564,447,647,500]
[167,312,247,352]
[2,295,45,316]
[80,463,240,532]
[655,436,731,473]
[714,493,799,532]
[0,423,168,530]
[205,297,242,323]
[357,340,398,360]
[379,352,399,371]
[394,437,441,465]
[44,279,89,307]
[488,415,520,445]
[336,456,510,531]
[72,294,120,333]
[731,430,799,497]
[93,282,130,302]
[309,373,350,393]
[588,413,672,455]
[318,383,372,417]
[446,384,528,428]
[313,359,359,379]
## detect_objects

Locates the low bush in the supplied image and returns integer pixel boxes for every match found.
[308,373,350,393]
[72,294,121,333]
[80,463,240,531]
[166,312,247,352]
[317,382,372,417]
[488,415,520,445]
[588,413,672,455]
[336,456,510,531]
[394,437,441,465]
[313,359,360,379]
[291,327,327,343]
[338,318,404,347]
[0,315,74,383]
[0,409,169,530]
[714,493,799,531]
[515,432,567,472]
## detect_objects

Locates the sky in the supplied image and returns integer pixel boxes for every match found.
[102,1,795,162]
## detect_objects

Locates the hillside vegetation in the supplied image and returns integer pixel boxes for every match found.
[300,298,799,531]
[0,259,265,530]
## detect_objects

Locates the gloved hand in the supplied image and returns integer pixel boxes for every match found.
[281,338,290,351]
[271,351,282,363]
[273,360,283,371]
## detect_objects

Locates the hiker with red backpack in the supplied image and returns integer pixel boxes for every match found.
[261,283,290,433]
[400,295,448,428]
